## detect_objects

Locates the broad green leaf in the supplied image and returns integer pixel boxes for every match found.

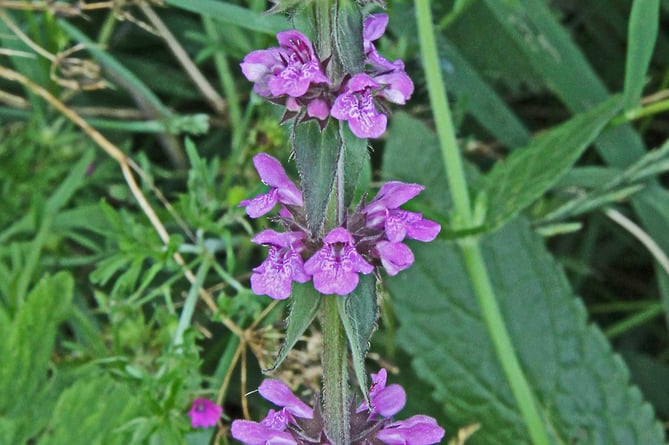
[478,0,669,324]
[163,0,289,35]
[481,0,644,166]
[0,418,17,445]
[337,274,377,404]
[382,113,453,217]
[439,37,531,149]
[382,115,663,444]
[483,97,622,231]
[0,272,73,406]
[624,0,660,111]
[0,272,73,442]
[386,224,663,444]
[292,120,340,236]
[266,283,321,372]
[38,376,138,445]
[340,124,369,208]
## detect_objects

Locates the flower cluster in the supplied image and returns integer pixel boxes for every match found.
[240,14,413,139]
[230,368,445,444]
[240,153,440,299]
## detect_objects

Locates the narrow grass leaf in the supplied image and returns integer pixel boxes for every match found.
[624,0,660,111]
[163,0,289,35]
[483,96,622,231]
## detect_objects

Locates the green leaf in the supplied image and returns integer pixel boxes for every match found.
[540,139,669,223]
[483,97,623,232]
[0,272,73,405]
[382,113,453,216]
[478,0,669,332]
[624,0,660,111]
[340,124,369,208]
[292,120,340,236]
[266,283,321,373]
[382,115,663,444]
[38,376,138,445]
[439,37,531,149]
[386,224,663,444]
[480,0,644,166]
[0,272,74,442]
[163,0,289,35]
[337,274,377,404]
[334,0,365,75]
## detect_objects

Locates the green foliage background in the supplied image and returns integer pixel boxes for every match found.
[1,0,669,444]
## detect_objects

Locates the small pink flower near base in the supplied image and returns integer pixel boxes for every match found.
[188,398,222,429]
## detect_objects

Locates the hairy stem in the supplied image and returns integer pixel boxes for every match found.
[320,295,350,445]
[415,2,551,445]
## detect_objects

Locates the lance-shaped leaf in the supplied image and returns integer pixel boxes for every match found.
[266,283,321,373]
[334,0,365,75]
[292,120,340,237]
[623,0,660,111]
[340,123,369,208]
[483,96,622,232]
[337,274,378,404]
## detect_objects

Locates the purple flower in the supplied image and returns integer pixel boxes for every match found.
[304,227,374,295]
[240,30,329,99]
[359,368,407,418]
[384,209,441,243]
[258,379,314,419]
[250,230,310,300]
[363,14,399,72]
[374,241,415,276]
[361,14,415,105]
[240,47,284,97]
[231,370,444,445]
[374,70,414,105]
[331,73,387,139]
[231,379,313,445]
[188,398,222,429]
[306,97,330,120]
[239,153,303,218]
[230,415,297,445]
[364,181,425,222]
[376,415,446,445]
[364,181,441,243]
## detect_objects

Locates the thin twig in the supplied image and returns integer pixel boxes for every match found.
[216,341,244,407]
[605,208,669,278]
[250,300,280,330]
[0,10,54,60]
[241,345,250,419]
[139,3,227,116]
